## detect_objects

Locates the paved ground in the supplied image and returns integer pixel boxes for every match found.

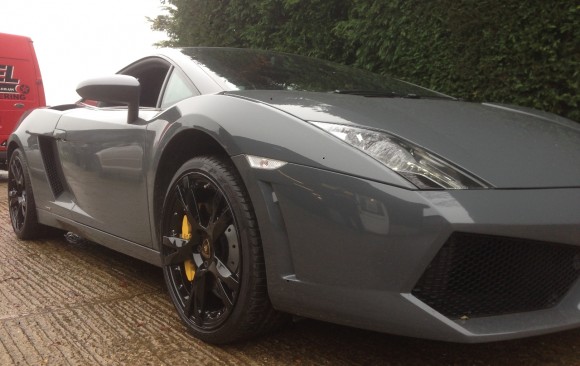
[1,169,580,365]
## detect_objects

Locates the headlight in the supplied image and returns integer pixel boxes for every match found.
[312,122,489,190]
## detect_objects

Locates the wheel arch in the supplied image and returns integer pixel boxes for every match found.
[7,139,20,162]
[151,127,233,244]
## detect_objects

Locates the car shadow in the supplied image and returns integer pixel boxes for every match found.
[226,318,580,365]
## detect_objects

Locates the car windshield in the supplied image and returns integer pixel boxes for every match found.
[180,48,451,99]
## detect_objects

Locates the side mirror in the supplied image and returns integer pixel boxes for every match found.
[76,75,140,123]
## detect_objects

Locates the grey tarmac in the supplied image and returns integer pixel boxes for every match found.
[1,170,580,365]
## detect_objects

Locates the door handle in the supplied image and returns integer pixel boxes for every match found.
[14,103,25,109]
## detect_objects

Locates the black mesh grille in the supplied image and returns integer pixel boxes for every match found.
[38,137,64,197]
[412,233,580,318]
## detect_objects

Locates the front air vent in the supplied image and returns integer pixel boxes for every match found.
[412,232,580,318]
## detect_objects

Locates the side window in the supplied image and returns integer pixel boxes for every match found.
[161,70,196,109]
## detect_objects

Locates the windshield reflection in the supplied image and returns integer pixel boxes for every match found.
[180,48,450,99]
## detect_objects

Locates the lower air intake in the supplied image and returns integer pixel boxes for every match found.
[412,232,580,318]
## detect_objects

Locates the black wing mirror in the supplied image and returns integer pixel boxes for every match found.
[76,75,140,123]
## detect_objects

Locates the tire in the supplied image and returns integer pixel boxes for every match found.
[8,148,42,239]
[160,156,285,344]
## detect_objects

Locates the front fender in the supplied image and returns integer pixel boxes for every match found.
[154,94,414,188]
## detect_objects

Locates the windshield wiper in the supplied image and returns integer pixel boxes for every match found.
[332,90,421,99]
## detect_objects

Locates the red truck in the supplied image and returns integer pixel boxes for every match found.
[0,32,45,169]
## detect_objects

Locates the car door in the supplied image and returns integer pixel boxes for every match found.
[53,58,172,247]
[54,109,156,246]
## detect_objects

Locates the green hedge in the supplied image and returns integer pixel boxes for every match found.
[151,0,579,121]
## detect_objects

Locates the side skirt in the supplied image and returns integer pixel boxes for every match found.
[37,209,162,267]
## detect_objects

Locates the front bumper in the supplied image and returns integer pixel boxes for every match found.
[234,157,580,342]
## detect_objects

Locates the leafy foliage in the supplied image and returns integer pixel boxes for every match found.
[151,0,580,121]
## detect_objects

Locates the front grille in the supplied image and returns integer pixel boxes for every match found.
[412,232,580,318]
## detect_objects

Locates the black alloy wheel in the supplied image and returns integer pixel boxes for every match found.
[8,148,41,239]
[161,156,283,344]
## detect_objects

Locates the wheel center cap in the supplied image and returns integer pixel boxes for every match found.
[201,239,212,259]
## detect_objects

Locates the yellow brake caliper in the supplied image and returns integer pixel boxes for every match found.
[181,215,196,282]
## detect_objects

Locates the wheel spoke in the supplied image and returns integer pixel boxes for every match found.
[187,266,209,324]
[216,257,240,292]
[176,181,203,233]
[8,191,19,207]
[14,164,23,188]
[10,204,22,230]
[9,160,21,186]
[162,236,194,265]
[216,278,235,308]
[9,158,17,177]
[208,257,239,308]
[210,207,232,241]
[19,197,26,217]
[183,283,196,318]
[208,190,223,226]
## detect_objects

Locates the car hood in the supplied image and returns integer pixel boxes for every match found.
[228,90,580,189]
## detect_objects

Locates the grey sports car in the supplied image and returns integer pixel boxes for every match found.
[7,48,580,344]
